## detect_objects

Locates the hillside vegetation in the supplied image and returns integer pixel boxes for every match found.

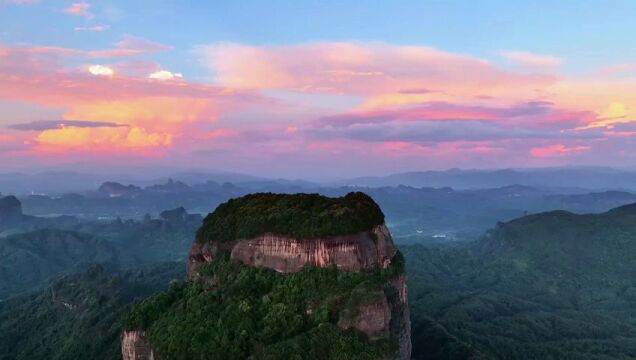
[406,203,636,359]
[0,263,183,360]
[125,254,404,360]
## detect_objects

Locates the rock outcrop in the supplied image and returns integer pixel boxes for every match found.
[188,224,396,277]
[121,331,158,360]
[124,192,411,360]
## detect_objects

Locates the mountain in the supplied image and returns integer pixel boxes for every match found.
[0,205,200,299]
[405,201,636,359]
[97,182,141,198]
[342,167,636,191]
[0,229,119,299]
[122,192,411,360]
[16,180,636,244]
[0,196,23,227]
[0,263,183,360]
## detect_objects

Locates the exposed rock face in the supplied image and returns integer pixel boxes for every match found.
[188,240,237,278]
[122,330,159,360]
[388,274,412,360]
[338,292,392,339]
[189,224,396,277]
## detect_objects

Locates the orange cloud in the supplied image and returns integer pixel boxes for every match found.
[64,97,217,129]
[34,126,172,153]
[530,144,591,157]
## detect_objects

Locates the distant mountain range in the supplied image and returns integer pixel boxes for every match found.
[7,177,636,245]
[339,167,636,191]
[5,167,636,196]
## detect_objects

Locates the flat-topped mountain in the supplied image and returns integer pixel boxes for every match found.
[123,192,411,360]
[189,192,394,275]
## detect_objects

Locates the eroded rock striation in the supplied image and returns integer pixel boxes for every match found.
[124,192,411,360]
[188,224,396,277]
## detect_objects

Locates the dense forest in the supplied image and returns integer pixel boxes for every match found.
[405,204,636,359]
[197,192,385,243]
[0,263,183,360]
[124,253,405,360]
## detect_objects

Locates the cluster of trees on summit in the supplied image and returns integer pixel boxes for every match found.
[197,192,385,243]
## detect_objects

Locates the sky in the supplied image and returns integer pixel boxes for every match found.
[1,0,636,178]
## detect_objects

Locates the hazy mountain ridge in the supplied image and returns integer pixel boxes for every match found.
[8,177,636,245]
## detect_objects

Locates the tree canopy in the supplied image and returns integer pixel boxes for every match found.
[196,192,385,243]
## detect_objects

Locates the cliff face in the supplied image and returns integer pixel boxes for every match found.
[121,331,158,360]
[188,224,396,277]
[389,274,412,360]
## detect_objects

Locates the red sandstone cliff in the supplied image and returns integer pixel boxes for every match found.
[188,224,397,277]
[121,330,159,360]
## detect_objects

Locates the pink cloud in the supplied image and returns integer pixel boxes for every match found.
[600,64,636,76]
[530,144,591,157]
[63,2,93,18]
[501,51,563,68]
[0,44,271,156]
[198,128,240,140]
[199,42,556,97]
[1,36,170,60]
[2,39,635,173]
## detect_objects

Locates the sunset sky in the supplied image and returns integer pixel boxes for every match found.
[1,0,636,178]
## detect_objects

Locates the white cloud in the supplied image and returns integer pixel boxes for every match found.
[1,0,39,5]
[149,70,183,80]
[501,51,563,68]
[74,25,109,32]
[88,64,114,76]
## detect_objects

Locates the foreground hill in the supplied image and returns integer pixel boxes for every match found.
[406,202,636,359]
[0,263,183,360]
[0,229,118,298]
[123,192,411,360]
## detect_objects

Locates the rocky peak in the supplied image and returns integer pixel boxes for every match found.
[145,179,192,193]
[98,182,141,198]
[159,207,188,222]
[124,192,411,360]
[0,195,23,223]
